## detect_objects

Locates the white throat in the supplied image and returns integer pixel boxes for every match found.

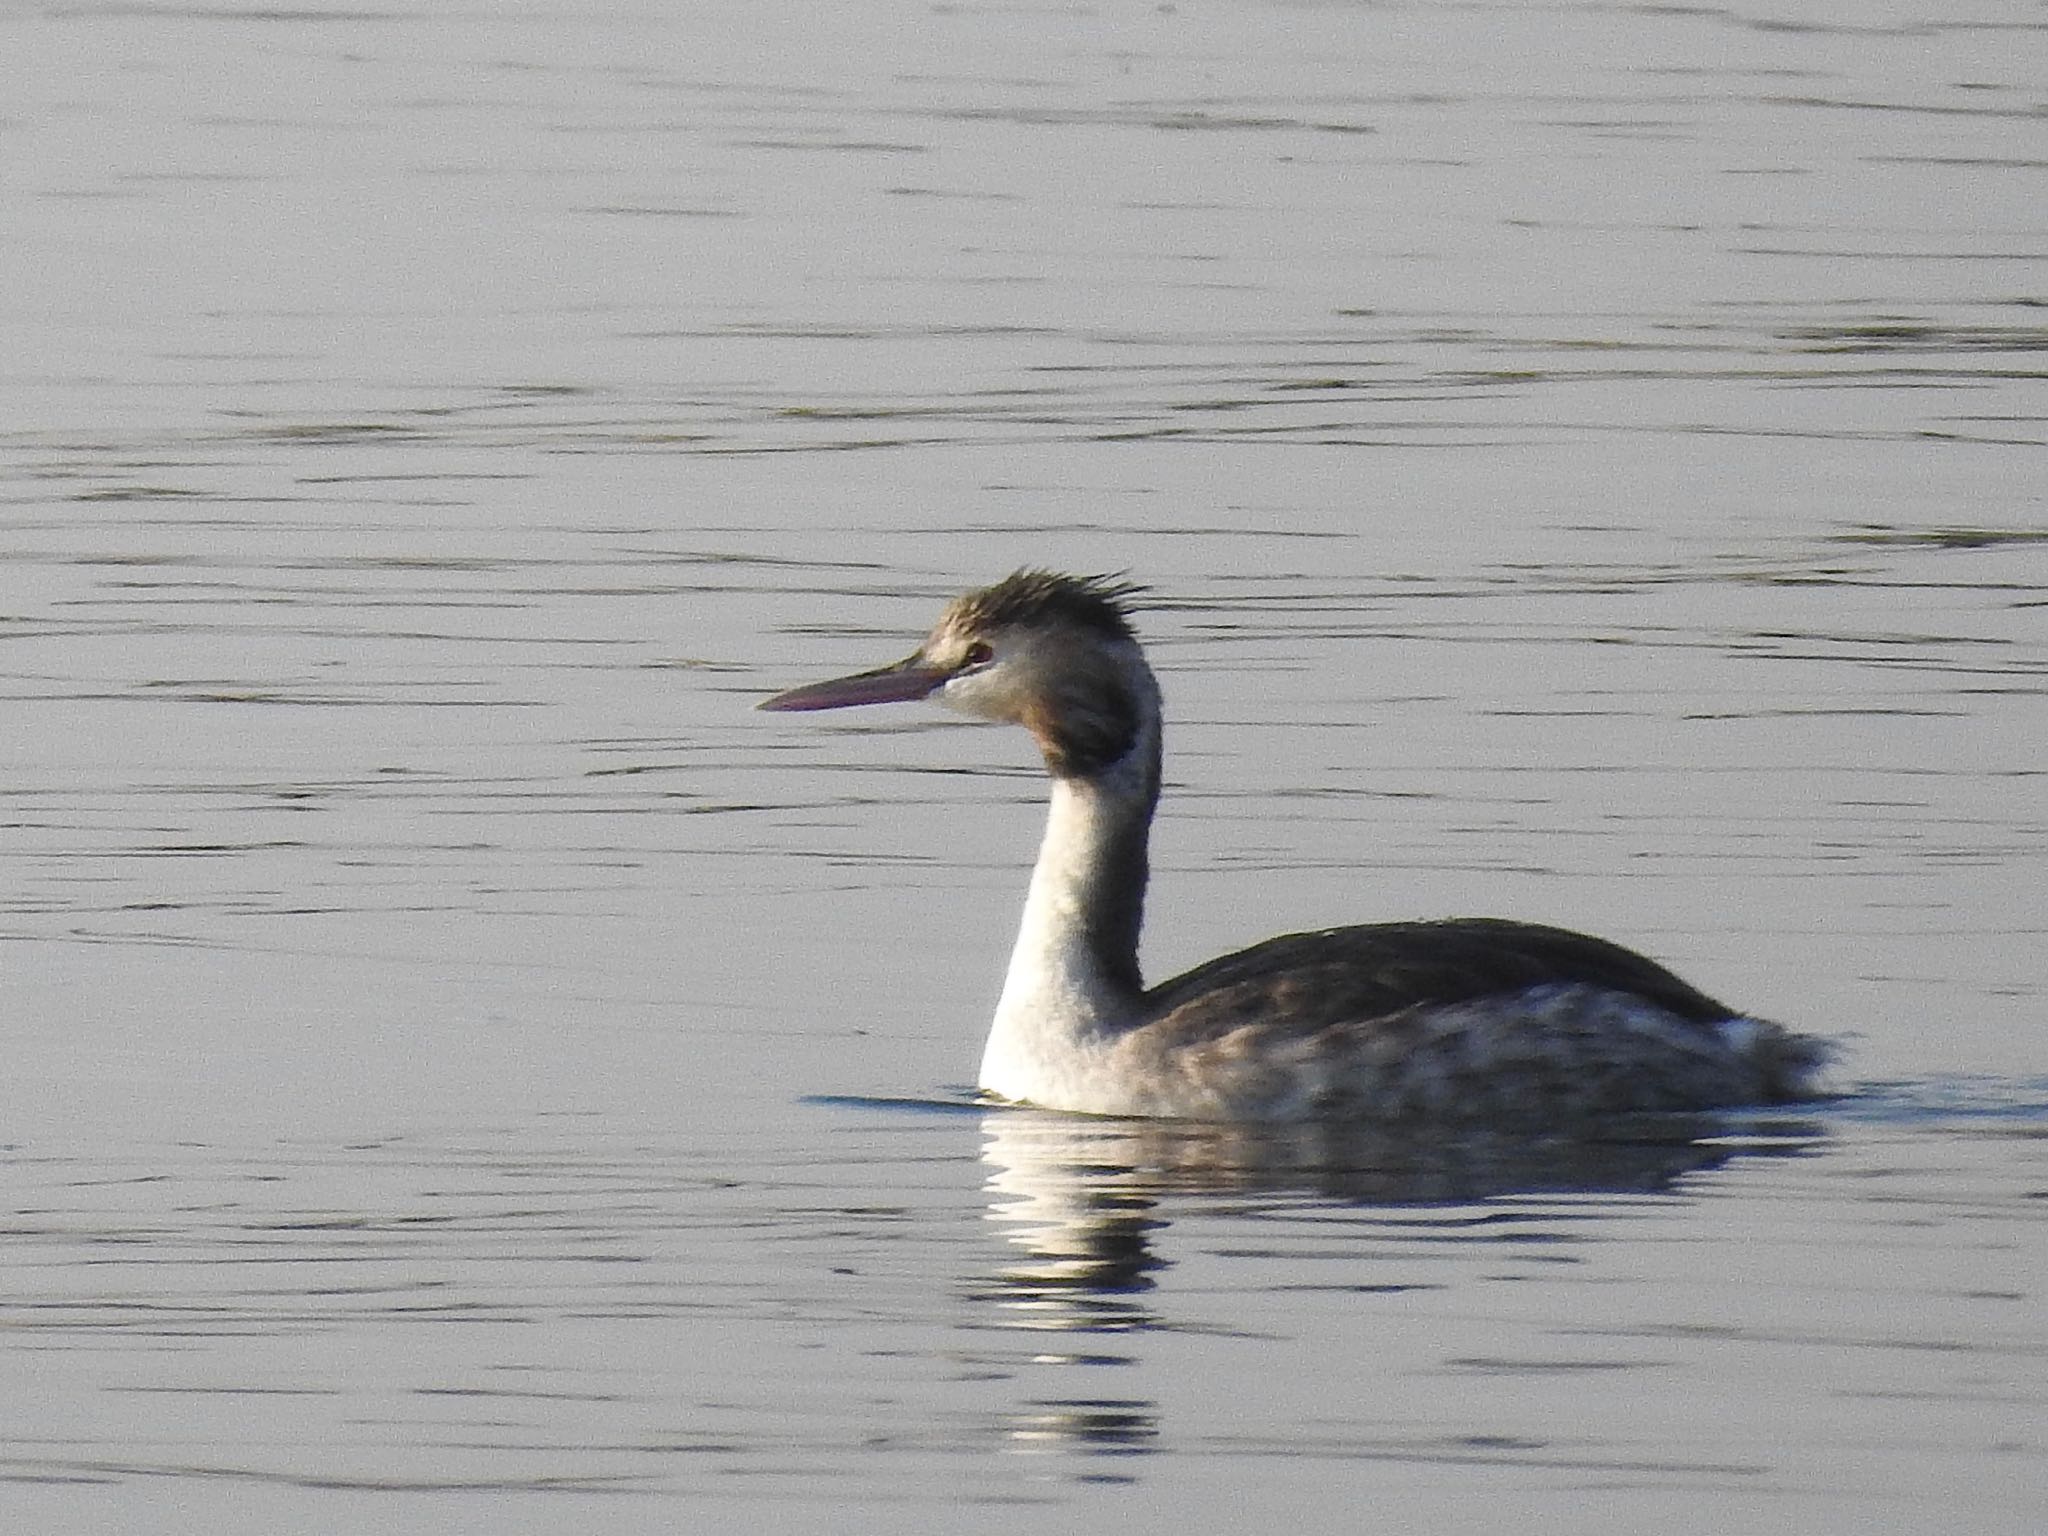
[978,718,1159,1108]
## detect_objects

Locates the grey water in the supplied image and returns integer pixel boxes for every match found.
[3,1,2044,1530]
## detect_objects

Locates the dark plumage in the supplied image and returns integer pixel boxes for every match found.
[762,571,1833,1123]
[946,570,1143,646]
[1145,918,1730,1032]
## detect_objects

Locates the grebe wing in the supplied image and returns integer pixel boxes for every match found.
[1141,917,1736,1038]
[1121,919,1820,1121]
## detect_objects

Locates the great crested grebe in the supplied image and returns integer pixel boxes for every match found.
[761,571,1830,1124]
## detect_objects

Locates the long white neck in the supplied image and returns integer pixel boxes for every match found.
[978,712,1161,1105]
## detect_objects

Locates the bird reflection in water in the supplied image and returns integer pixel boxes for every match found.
[972,1105,1823,1462]
[971,1110,1171,1469]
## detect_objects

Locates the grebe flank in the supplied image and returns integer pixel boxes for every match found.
[761,570,1830,1124]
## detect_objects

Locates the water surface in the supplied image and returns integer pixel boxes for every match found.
[3,1,2044,1530]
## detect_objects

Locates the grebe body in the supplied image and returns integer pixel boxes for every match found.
[762,571,1829,1124]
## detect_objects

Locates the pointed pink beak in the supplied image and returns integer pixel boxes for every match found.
[759,654,949,712]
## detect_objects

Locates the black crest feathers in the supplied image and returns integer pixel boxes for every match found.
[947,570,1142,643]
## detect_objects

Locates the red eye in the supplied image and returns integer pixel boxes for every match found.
[964,641,994,667]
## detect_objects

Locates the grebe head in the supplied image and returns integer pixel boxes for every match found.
[761,570,1153,778]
